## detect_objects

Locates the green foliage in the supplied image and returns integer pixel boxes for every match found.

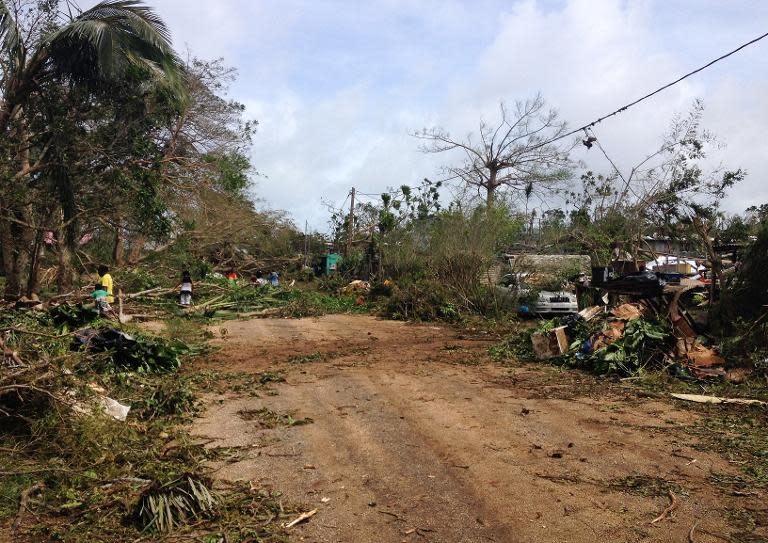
[580,318,670,376]
[137,377,198,419]
[0,308,294,541]
[378,205,522,321]
[492,317,672,377]
[203,150,252,197]
[723,220,768,322]
[337,250,365,279]
[47,303,96,330]
[277,290,368,317]
[120,267,168,291]
[383,280,461,322]
[79,329,191,374]
[489,327,535,363]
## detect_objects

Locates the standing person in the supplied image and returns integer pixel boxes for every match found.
[226,269,238,286]
[269,271,279,287]
[98,265,114,303]
[177,270,193,306]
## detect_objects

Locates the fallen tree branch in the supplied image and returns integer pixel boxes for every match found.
[12,482,44,534]
[650,490,678,524]
[0,336,24,365]
[124,287,170,299]
[688,521,699,543]
[285,509,317,528]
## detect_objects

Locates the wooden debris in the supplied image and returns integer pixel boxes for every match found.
[285,508,317,528]
[553,326,569,354]
[685,342,725,368]
[688,520,699,543]
[12,482,44,533]
[611,303,644,321]
[531,326,569,360]
[124,287,169,299]
[670,393,766,406]
[578,305,602,321]
[650,490,678,524]
[0,335,24,366]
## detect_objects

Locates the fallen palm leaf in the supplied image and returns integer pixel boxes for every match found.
[136,476,217,533]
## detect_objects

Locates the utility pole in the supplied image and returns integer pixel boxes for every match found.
[346,187,355,256]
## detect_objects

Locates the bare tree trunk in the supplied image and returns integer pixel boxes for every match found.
[127,234,146,264]
[13,206,36,298]
[486,188,495,207]
[486,170,497,208]
[0,212,21,300]
[113,227,125,266]
[54,206,77,294]
[56,239,75,294]
[26,231,44,297]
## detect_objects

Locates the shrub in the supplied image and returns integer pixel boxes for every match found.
[383,280,461,322]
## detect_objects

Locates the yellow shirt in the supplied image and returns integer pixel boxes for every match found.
[100,273,114,303]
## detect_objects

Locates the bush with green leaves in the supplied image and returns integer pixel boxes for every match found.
[383,280,461,322]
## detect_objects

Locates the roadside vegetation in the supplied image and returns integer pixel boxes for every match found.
[1,1,767,541]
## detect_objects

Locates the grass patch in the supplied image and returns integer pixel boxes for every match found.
[237,408,313,429]
[690,408,768,489]
[287,351,326,364]
[607,475,686,497]
[258,371,285,385]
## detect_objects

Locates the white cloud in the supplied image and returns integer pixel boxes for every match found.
[144,0,768,227]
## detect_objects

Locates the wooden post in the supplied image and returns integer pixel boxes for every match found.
[346,187,355,256]
[118,288,124,323]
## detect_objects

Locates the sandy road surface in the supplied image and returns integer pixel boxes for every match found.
[191,315,759,543]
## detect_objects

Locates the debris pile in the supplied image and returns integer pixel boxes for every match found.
[522,279,737,379]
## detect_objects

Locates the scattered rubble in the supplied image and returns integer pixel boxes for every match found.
[525,276,742,380]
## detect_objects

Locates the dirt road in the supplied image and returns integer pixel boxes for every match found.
[192,315,758,542]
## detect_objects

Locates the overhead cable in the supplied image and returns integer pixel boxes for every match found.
[536,30,768,151]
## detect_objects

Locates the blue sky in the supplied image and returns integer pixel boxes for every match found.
[140,0,768,231]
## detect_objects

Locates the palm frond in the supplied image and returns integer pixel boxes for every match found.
[0,1,26,72]
[136,476,218,533]
[44,0,182,85]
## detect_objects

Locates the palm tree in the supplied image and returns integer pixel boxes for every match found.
[0,0,183,298]
[0,0,183,135]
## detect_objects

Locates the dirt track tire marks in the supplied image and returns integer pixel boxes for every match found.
[192,315,754,543]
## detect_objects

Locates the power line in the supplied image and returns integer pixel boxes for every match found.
[536,29,768,151]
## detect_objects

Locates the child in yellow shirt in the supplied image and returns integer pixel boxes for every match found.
[98,265,114,303]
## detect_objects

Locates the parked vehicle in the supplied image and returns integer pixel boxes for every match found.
[496,273,579,316]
